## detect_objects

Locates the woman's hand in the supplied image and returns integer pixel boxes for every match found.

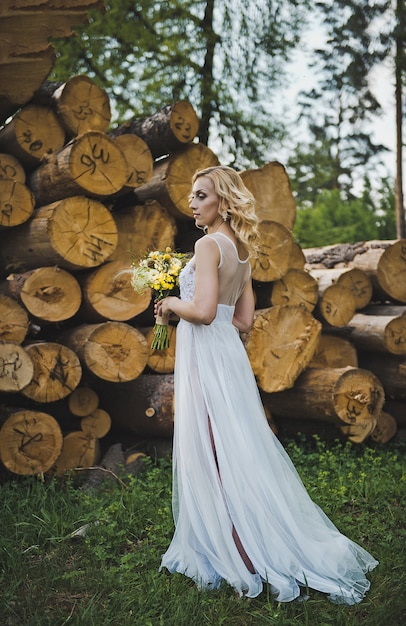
[155,296,179,320]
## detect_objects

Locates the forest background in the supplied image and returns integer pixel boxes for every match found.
[50,0,405,247]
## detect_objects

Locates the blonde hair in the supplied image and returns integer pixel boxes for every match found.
[191,165,261,258]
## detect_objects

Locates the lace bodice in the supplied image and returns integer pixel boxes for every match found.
[179,260,195,302]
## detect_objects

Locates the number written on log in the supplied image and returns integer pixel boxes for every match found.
[80,142,110,175]
[368,388,383,416]
[174,115,192,141]
[1,202,13,226]
[83,235,114,263]
[50,353,71,389]
[0,164,17,180]
[0,352,22,382]
[22,130,43,153]
[72,101,93,121]
[13,427,43,452]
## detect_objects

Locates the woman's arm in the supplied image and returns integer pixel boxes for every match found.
[232,279,255,334]
[157,236,220,324]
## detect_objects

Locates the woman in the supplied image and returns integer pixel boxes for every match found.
[156,165,378,603]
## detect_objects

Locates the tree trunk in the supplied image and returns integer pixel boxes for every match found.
[0,179,35,228]
[339,419,377,444]
[134,142,220,219]
[345,312,406,355]
[68,386,99,417]
[0,342,34,392]
[309,267,373,310]
[308,334,358,369]
[108,200,177,264]
[80,408,111,438]
[110,101,200,159]
[54,431,100,476]
[112,134,153,191]
[0,104,65,169]
[369,410,397,443]
[376,239,406,303]
[35,74,111,136]
[77,260,151,322]
[0,152,26,183]
[144,325,177,373]
[0,197,118,274]
[58,321,149,382]
[28,131,130,205]
[93,373,175,437]
[0,409,63,475]
[251,221,294,283]
[358,352,406,401]
[240,162,297,231]
[316,283,357,327]
[245,305,322,392]
[270,268,318,311]
[21,342,82,403]
[80,442,125,490]
[263,366,384,426]
[2,266,82,322]
[0,294,29,343]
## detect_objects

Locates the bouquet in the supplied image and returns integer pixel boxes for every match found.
[131,247,188,350]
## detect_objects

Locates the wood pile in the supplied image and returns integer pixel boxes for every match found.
[0,72,404,480]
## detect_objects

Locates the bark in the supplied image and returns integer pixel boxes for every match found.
[28,131,130,205]
[358,352,406,401]
[110,101,200,159]
[345,312,406,355]
[58,321,149,383]
[0,197,118,274]
[245,305,322,393]
[0,409,63,475]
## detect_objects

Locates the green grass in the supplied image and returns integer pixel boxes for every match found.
[1,436,405,626]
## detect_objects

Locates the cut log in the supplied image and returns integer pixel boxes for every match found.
[3,266,82,322]
[0,153,26,183]
[0,179,35,228]
[271,269,318,312]
[93,373,175,437]
[80,408,111,438]
[145,325,177,373]
[28,131,130,205]
[68,386,99,417]
[240,162,296,231]
[369,410,397,443]
[21,342,82,403]
[0,342,34,392]
[110,101,200,159]
[0,409,63,475]
[0,196,118,273]
[40,74,111,136]
[317,283,356,327]
[339,420,377,444]
[0,295,29,343]
[289,241,306,270]
[308,334,358,369]
[80,442,125,490]
[134,142,220,219]
[112,134,153,190]
[0,104,65,169]
[376,239,406,303]
[309,267,373,310]
[263,366,385,426]
[58,321,149,382]
[54,431,99,476]
[358,353,406,401]
[77,260,151,322]
[109,200,177,264]
[251,221,294,283]
[345,312,406,355]
[245,305,322,392]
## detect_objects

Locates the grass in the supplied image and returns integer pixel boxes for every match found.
[1,435,405,626]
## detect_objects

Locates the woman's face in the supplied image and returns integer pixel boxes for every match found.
[190,176,221,229]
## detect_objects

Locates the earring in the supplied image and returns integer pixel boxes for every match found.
[222,211,228,221]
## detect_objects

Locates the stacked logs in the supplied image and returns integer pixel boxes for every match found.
[0,73,404,479]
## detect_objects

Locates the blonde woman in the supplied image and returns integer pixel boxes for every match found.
[157,165,377,603]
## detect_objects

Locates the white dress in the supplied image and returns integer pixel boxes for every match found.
[160,233,378,603]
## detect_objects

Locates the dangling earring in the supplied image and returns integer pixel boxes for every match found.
[222,211,228,221]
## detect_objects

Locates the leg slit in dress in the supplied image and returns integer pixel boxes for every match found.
[207,416,255,575]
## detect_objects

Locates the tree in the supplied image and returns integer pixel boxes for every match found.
[50,0,309,168]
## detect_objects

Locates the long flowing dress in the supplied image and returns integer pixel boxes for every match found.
[160,232,378,603]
